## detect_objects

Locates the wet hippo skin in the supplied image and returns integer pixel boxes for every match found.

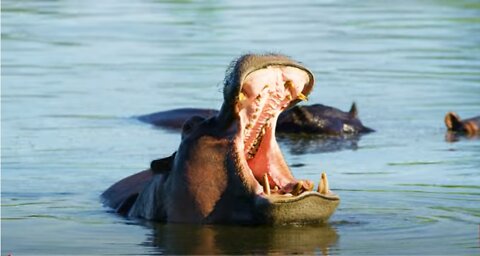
[138,102,374,136]
[103,54,340,224]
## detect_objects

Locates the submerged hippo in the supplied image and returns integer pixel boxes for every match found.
[103,54,339,224]
[138,103,374,136]
[444,112,480,135]
[277,103,374,135]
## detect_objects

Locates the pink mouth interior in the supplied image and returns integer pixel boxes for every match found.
[234,65,311,194]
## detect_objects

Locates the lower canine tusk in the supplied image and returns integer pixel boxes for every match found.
[317,172,329,195]
[263,174,271,195]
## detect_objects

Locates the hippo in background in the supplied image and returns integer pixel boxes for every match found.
[103,53,340,225]
[137,102,374,136]
[277,102,374,136]
[444,112,480,141]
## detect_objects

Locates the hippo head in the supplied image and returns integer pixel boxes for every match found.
[445,112,478,134]
[155,54,339,224]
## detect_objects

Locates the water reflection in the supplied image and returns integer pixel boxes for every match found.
[445,131,480,142]
[279,134,361,155]
[143,222,338,255]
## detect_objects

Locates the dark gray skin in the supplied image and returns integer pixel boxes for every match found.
[277,103,374,135]
[103,54,340,224]
[138,103,374,136]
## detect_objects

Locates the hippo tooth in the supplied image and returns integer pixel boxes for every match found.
[306,181,314,192]
[238,92,246,102]
[273,185,279,193]
[284,80,297,96]
[297,93,308,101]
[263,174,271,195]
[284,80,293,88]
[318,172,329,195]
[265,120,271,127]
[261,126,266,136]
[291,181,304,196]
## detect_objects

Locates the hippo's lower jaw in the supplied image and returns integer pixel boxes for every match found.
[255,192,339,224]
[228,65,340,224]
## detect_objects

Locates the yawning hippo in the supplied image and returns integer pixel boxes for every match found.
[103,54,339,224]
[138,103,374,136]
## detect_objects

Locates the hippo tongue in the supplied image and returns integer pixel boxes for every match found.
[233,65,313,195]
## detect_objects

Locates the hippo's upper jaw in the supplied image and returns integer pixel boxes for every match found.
[223,54,339,224]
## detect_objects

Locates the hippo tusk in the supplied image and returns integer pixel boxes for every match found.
[263,174,271,195]
[318,172,330,195]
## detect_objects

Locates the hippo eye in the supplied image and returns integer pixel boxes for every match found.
[181,116,205,136]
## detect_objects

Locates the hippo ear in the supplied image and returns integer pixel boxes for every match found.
[349,102,358,118]
[150,152,176,174]
[444,112,462,131]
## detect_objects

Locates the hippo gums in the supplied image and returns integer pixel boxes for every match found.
[444,112,480,136]
[102,54,340,224]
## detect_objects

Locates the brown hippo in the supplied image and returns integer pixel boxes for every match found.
[103,54,339,224]
[444,112,480,135]
[138,103,374,136]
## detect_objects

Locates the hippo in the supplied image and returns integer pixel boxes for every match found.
[138,103,374,136]
[277,103,374,135]
[103,53,339,224]
[444,112,480,142]
[444,112,480,135]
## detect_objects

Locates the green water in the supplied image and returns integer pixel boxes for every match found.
[2,0,479,255]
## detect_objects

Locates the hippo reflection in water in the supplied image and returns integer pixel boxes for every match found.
[138,103,374,136]
[102,54,340,224]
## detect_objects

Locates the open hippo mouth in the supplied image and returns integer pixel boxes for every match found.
[220,54,340,223]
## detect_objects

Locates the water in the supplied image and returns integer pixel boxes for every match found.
[2,0,480,255]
